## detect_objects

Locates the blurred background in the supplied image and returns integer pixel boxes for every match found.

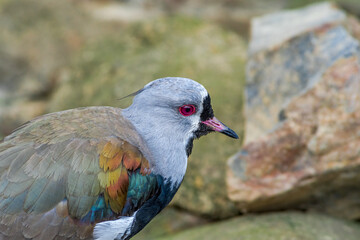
[1,0,360,239]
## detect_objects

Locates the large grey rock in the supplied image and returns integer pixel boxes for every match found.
[245,2,356,143]
[227,2,360,220]
[249,2,346,54]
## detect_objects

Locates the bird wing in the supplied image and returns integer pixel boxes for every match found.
[0,106,157,239]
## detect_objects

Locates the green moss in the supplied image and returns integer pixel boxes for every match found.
[158,212,360,240]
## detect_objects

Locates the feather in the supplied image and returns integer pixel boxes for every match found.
[0,197,15,213]
[57,217,76,238]
[7,148,35,182]
[0,179,8,196]
[23,213,53,239]
[0,144,22,169]
[140,156,150,175]
[1,192,27,214]
[105,152,123,171]
[102,142,121,159]
[71,140,99,174]
[1,180,32,198]
[23,179,48,212]
[0,106,154,239]
[33,223,60,240]
[0,216,22,237]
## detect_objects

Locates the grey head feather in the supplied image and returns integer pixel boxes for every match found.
[122,77,209,183]
[117,88,145,101]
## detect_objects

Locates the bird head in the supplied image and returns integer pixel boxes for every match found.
[123,77,238,156]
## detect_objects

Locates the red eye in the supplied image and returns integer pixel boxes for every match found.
[179,104,196,116]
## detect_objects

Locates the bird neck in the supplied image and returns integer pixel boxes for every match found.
[122,108,189,187]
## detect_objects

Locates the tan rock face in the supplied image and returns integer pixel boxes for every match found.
[228,3,360,219]
[244,3,359,144]
[228,57,360,215]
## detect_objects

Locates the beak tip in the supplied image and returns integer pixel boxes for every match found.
[221,128,239,139]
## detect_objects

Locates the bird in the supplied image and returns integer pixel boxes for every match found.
[0,77,238,240]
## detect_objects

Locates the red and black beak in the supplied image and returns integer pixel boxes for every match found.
[202,117,239,139]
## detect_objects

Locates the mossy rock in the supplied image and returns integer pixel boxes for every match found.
[49,16,246,218]
[158,212,360,240]
[0,0,94,135]
[133,207,208,240]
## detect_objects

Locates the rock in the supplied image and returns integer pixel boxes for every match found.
[158,212,360,240]
[88,0,288,38]
[227,3,360,219]
[90,2,163,22]
[244,2,353,144]
[133,207,208,240]
[333,1,360,18]
[87,0,360,40]
[0,0,94,135]
[248,2,346,55]
[345,15,360,41]
[49,17,246,219]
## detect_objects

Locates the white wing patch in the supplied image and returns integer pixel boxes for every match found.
[93,212,136,240]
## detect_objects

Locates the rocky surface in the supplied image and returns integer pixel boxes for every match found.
[228,2,360,219]
[158,212,360,240]
[89,0,360,40]
[89,0,288,38]
[133,207,209,240]
[244,2,356,144]
[248,2,346,54]
[0,0,95,136]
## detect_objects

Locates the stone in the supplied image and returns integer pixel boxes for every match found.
[227,3,360,219]
[158,212,360,240]
[248,2,346,54]
[89,0,288,39]
[0,0,94,135]
[345,15,360,41]
[333,1,360,18]
[244,2,356,144]
[133,207,208,240]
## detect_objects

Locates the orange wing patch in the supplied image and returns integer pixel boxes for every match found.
[97,139,150,214]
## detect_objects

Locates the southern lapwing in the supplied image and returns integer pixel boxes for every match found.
[0,77,238,240]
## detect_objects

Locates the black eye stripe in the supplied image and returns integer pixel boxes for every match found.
[200,95,214,121]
